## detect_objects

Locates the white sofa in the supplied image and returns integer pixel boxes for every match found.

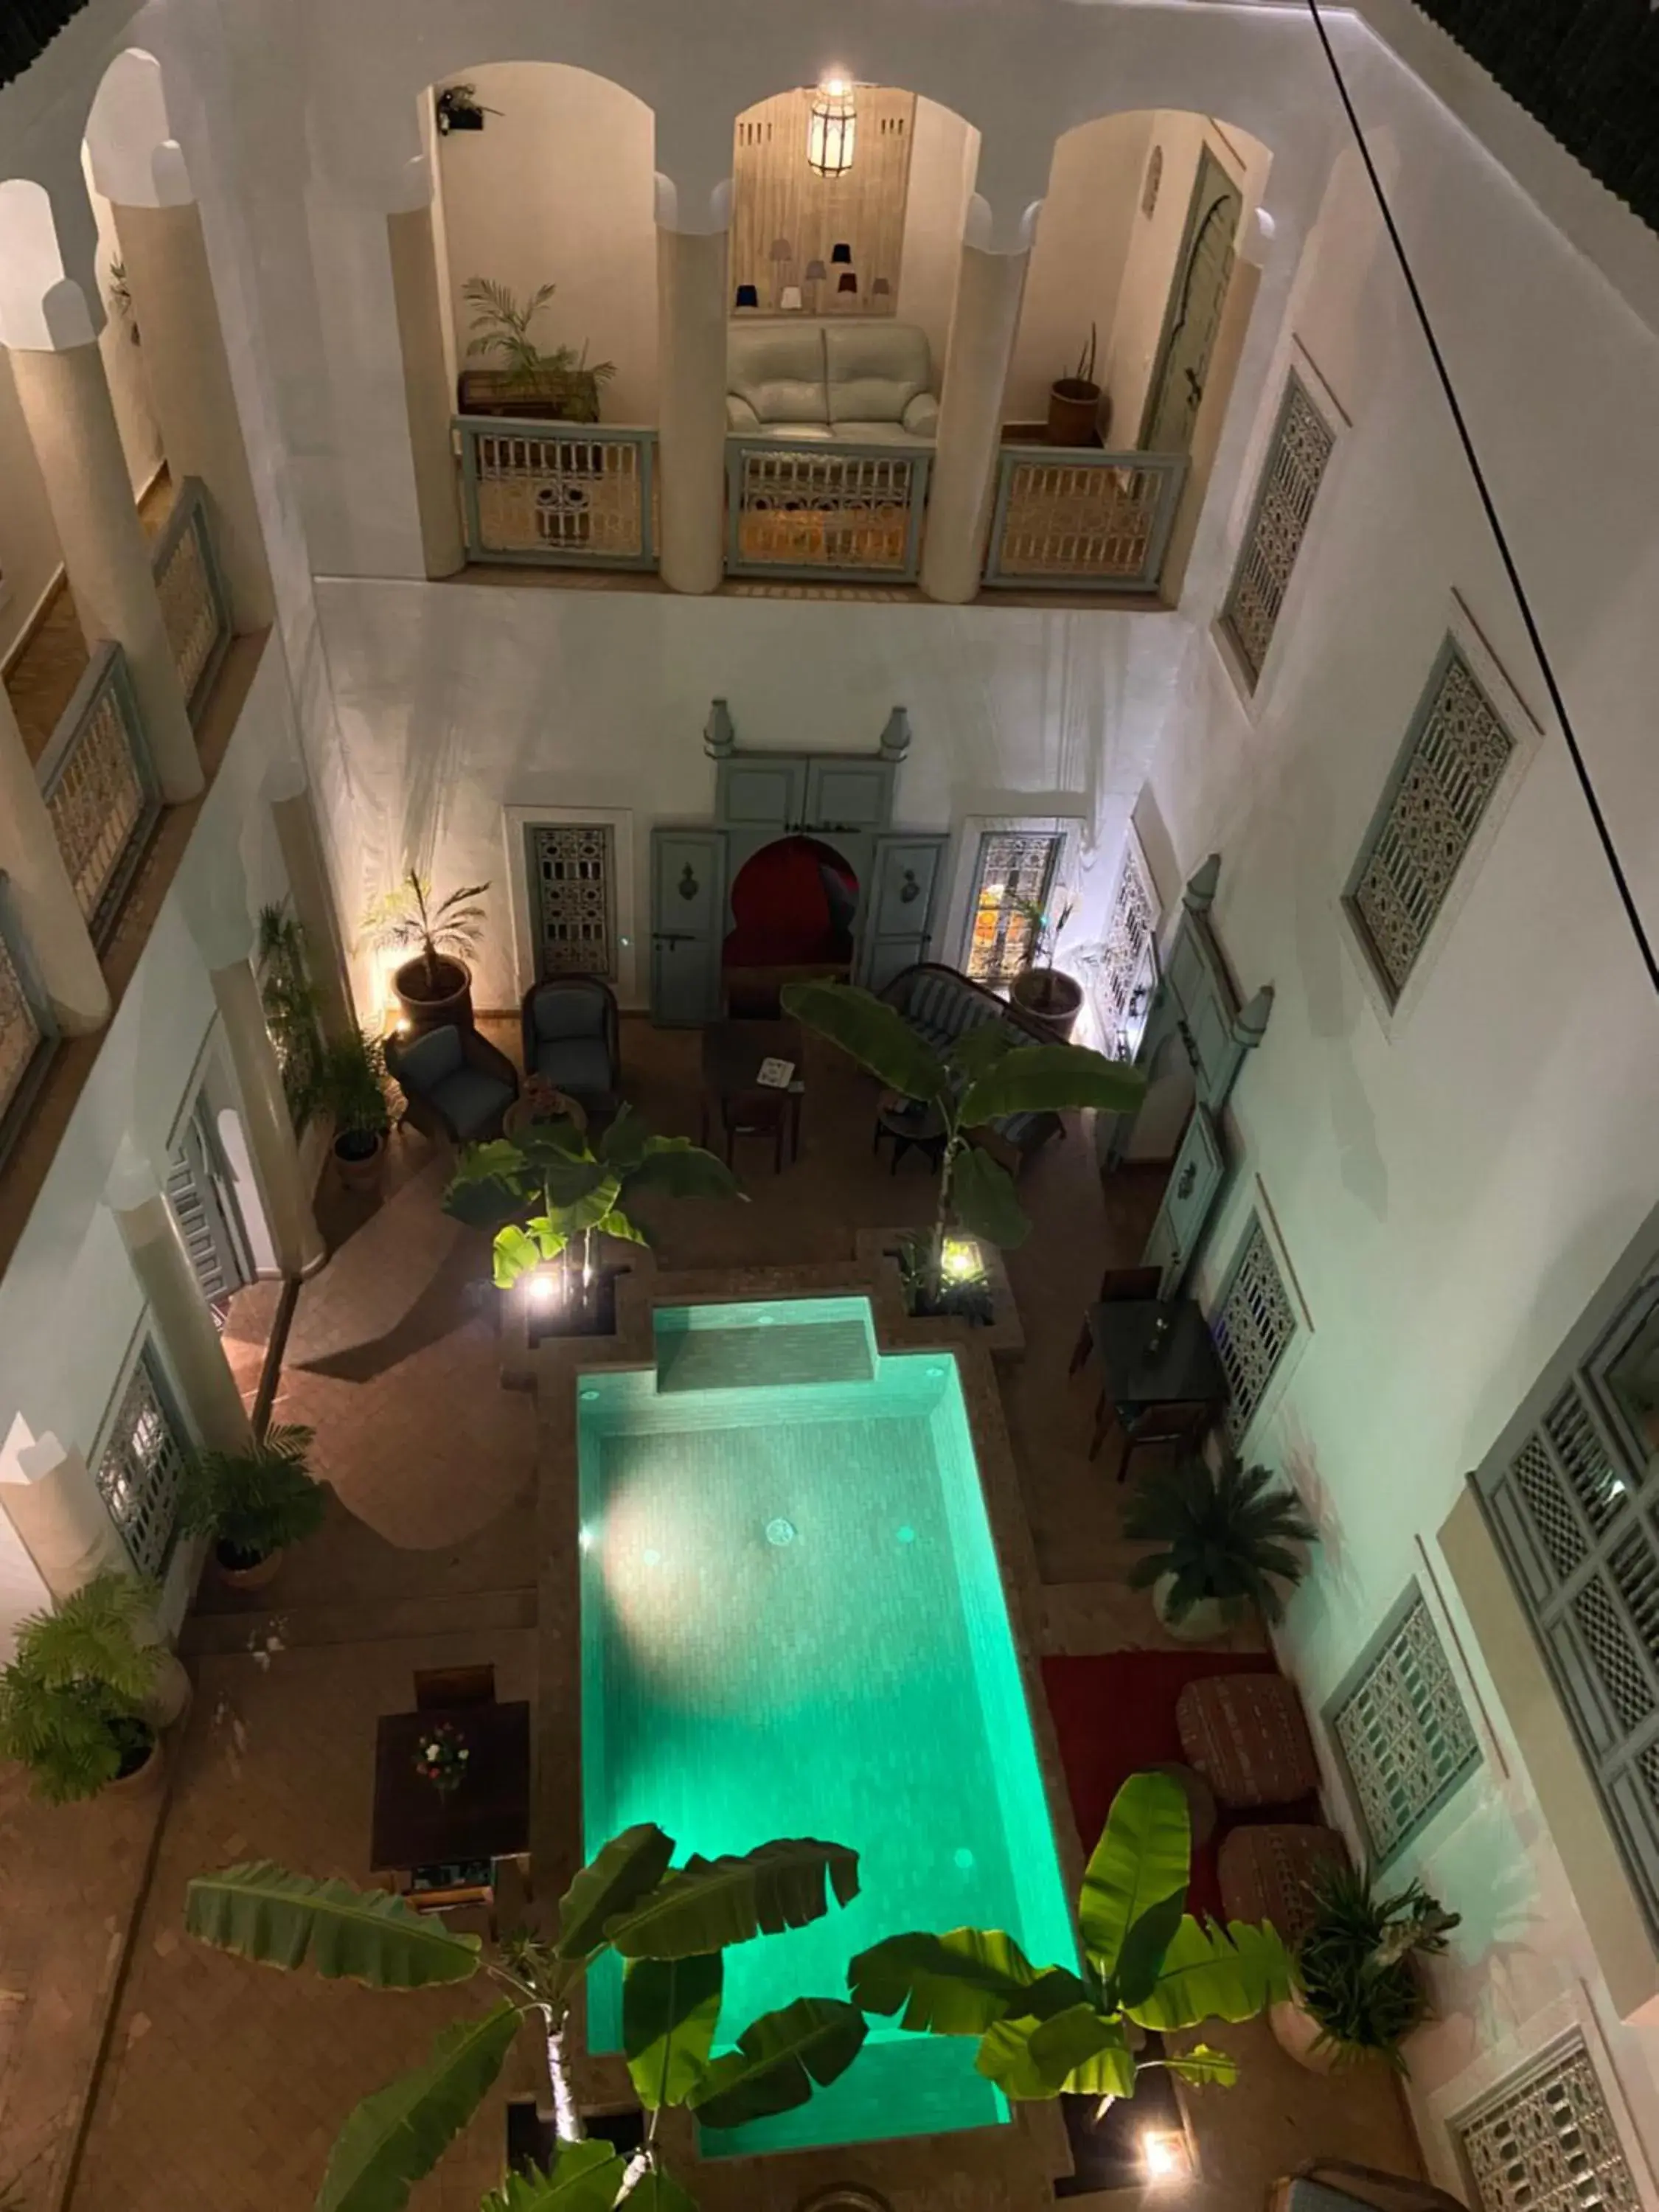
[726,321,939,443]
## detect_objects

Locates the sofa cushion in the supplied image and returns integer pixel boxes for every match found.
[532,988,604,1043]
[830,420,929,446]
[429,1066,513,1141]
[530,1037,613,1095]
[727,325,829,426]
[1217,1825,1349,1944]
[1177,1675,1320,1809]
[908,973,967,1037]
[396,1024,462,1089]
[824,323,931,425]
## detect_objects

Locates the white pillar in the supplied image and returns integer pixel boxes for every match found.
[8,331,202,800]
[108,1139,253,1454]
[266,758,356,1042]
[382,153,465,581]
[655,175,730,596]
[0,681,110,1033]
[920,199,1034,607]
[0,1432,128,1601]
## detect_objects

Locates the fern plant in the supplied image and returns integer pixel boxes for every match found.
[1292,1863,1458,2069]
[362,871,490,998]
[462,276,617,422]
[257,903,327,1129]
[1124,1454,1318,1626]
[0,1571,164,1803]
[177,1424,327,1569]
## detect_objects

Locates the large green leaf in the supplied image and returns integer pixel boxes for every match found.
[617,2171,698,2212]
[1062,2034,1138,2102]
[950,1146,1032,1251]
[848,1929,1085,2034]
[1078,1770,1192,1986]
[594,1208,651,1248]
[494,1222,561,1289]
[623,1952,723,2109]
[317,2003,521,2212]
[1126,1917,1290,2032]
[184,1862,481,1988]
[781,980,947,1104]
[606,1839,859,1960]
[480,2141,629,2212]
[689,1997,867,2130]
[1157,2042,1239,2087]
[538,1155,612,1211]
[975,2006,1130,2101]
[622,1137,745,1206]
[1113,1890,1188,2011]
[554,1824,676,1961]
[945,1024,1018,1082]
[958,1043,1146,1129]
[597,1105,652,1174]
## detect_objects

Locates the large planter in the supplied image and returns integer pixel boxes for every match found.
[456,368,602,423]
[1270,1993,1341,2074]
[145,1648,194,1727]
[1010,966,1084,1040]
[1046,375,1102,447]
[333,1128,386,1193]
[796,2194,894,2212]
[216,1539,285,1591]
[392,953,475,1035]
[106,1719,163,1797]
[1152,1573,1231,1646]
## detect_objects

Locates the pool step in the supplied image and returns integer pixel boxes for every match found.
[655,1318,875,1393]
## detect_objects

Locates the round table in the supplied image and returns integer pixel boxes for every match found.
[873,1091,947,1175]
[503,1085,588,1139]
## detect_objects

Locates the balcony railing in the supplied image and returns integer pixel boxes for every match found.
[150,476,232,717]
[455,418,658,568]
[983,448,1188,593]
[36,644,159,948]
[0,875,59,1164]
[725,440,931,584]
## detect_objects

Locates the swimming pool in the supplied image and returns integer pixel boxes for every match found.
[577,1295,1076,2157]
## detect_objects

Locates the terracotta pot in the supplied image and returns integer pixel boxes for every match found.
[796,2193,894,2212]
[392,954,474,1034]
[107,1725,163,1796]
[216,1540,284,1591]
[1010,967,1084,1040]
[1152,1573,1230,1645]
[1270,1994,1341,2074]
[1046,376,1102,447]
[333,1129,386,1192]
[145,1648,194,1727]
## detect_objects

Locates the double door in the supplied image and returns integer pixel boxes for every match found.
[165,1096,254,1303]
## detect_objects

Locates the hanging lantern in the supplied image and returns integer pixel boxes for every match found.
[807,79,857,178]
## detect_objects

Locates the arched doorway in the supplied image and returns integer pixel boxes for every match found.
[722,834,859,1015]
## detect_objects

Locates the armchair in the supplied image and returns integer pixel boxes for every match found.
[519,977,619,1107]
[385,1023,518,1146]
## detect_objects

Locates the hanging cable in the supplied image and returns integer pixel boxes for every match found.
[1303,0,1659,998]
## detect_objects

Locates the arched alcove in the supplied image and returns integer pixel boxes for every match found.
[723,834,860,1015]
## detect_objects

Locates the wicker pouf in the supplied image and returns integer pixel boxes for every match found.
[1175,1674,1321,1809]
[1217,1824,1349,1943]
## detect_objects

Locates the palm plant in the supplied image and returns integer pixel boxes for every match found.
[462,276,617,422]
[781,979,1144,1301]
[176,1424,327,1571]
[1290,1863,1458,2070]
[316,1029,392,1159]
[443,1106,744,1293]
[1124,1454,1318,1629]
[363,872,490,999]
[257,903,327,1128]
[850,1770,1288,2112]
[184,1824,866,2211]
[0,1571,164,1803]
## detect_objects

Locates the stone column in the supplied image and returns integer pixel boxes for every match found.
[9,335,201,799]
[920,200,1034,607]
[655,175,730,596]
[0,681,110,1032]
[0,1432,128,1600]
[265,757,356,1041]
[108,1139,251,1454]
[112,184,276,632]
[386,156,465,581]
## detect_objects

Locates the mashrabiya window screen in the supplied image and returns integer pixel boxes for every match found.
[1211,1212,1298,1440]
[1220,369,1335,688]
[94,1344,189,1578]
[1476,1280,1659,1937]
[1346,639,1515,1006]
[964,830,1062,987]
[529,824,616,980]
[1327,1585,1480,1862]
[1084,835,1161,1064]
[1454,2033,1642,2212]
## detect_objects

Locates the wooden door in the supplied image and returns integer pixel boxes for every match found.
[1141,149,1242,456]
[855,833,948,992]
[166,1100,252,1301]
[1141,1104,1226,1297]
[650,828,727,1024]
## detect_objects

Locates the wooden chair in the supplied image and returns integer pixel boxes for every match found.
[414,1663,496,1711]
[1091,1394,1212,1481]
[1068,1264,1163,1375]
[718,1088,787,1173]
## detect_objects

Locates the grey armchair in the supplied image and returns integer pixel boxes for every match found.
[520,978,619,1107]
[385,1022,518,1146]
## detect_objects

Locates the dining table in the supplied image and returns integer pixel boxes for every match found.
[1085,1293,1228,1427]
[698,1018,805,1166]
[370,1700,532,1875]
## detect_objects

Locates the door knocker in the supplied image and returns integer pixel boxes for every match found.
[677,863,700,900]
[898,869,921,905]
[1176,1161,1197,1200]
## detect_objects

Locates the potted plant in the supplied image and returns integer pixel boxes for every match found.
[457,277,617,425]
[316,1028,391,1190]
[364,871,488,1032]
[176,1423,327,1590]
[1009,893,1082,1039]
[894,1228,994,1327]
[1047,322,1104,447]
[782,979,1144,1319]
[1273,1863,1458,2073]
[0,1571,170,1802]
[257,903,327,1129]
[1124,1454,1318,1644]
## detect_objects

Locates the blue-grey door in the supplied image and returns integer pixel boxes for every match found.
[1141,1103,1226,1296]
[804,759,894,833]
[855,834,948,993]
[1141,149,1242,456]
[717,758,808,830]
[650,827,727,1024]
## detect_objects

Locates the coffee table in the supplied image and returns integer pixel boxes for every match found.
[700,1019,804,1169]
[873,1091,947,1174]
[371,1700,531,1874]
[503,1083,588,1140]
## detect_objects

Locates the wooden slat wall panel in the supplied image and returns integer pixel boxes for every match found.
[730,88,916,316]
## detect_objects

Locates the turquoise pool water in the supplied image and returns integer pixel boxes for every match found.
[578,1296,1077,2158]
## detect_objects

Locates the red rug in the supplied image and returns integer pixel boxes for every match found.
[1040,1649,1281,1924]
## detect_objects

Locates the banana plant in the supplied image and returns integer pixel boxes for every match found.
[781,979,1145,1295]
[848,1770,1289,2115]
[184,1825,866,2212]
[442,1106,744,1293]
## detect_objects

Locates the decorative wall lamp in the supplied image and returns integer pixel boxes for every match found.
[830,241,853,265]
[768,237,794,307]
[803,257,827,311]
[807,79,857,177]
[734,282,760,310]
[435,83,498,133]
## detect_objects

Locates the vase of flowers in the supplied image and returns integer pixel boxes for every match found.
[413,1719,471,1799]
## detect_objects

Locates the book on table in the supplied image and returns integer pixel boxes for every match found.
[755,1057,795,1089]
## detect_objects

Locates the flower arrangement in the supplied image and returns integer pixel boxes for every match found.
[413,1719,471,1798]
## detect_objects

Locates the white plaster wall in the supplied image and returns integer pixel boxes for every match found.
[894,96,978,387]
[436,62,659,425]
[0,352,63,664]
[83,161,165,493]
[1006,111,1152,425]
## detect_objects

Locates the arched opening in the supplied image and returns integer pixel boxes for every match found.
[722,834,860,1015]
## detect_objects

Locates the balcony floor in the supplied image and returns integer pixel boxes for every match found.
[443,562,1168,613]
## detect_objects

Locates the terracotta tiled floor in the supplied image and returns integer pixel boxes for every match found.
[26,1013,1420,2211]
